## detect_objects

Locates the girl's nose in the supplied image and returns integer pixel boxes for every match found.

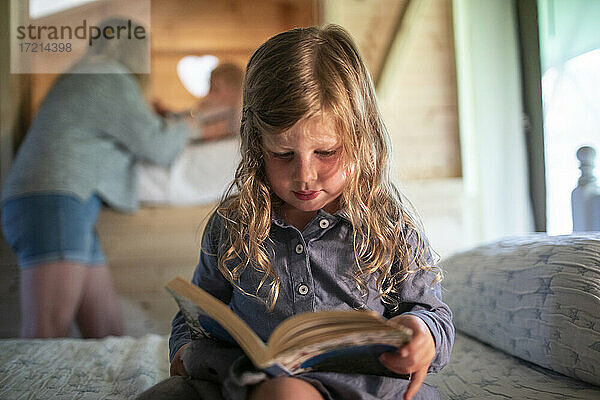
[294,157,317,182]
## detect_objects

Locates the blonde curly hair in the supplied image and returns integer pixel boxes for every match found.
[209,24,440,311]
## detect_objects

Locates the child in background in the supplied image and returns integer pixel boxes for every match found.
[154,63,244,142]
[138,25,454,400]
[193,63,243,142]
[199,63,243,113]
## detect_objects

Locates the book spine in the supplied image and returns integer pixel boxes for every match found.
[262,364,293,377]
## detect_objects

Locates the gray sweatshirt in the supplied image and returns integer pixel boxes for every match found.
[2,60,189,212]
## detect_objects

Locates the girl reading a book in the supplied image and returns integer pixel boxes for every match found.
[138,24,454,400]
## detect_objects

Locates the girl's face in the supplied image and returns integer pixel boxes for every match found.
[262,113,347,226]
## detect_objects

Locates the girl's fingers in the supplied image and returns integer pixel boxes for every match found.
[169,344,190,377]
[404,366,427,400]
[379,352,403,372]
[379,349,415,373]
[400,334,423,357]
[378,334,431,373]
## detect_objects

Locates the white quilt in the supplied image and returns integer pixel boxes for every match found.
[137,138,240,205]
[2,332,599,399]
[0,334,169,400]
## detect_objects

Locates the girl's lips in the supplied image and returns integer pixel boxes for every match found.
[293,191,320,200]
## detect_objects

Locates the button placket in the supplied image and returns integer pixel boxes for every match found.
[298,284,309,295]
[290,236,312,309]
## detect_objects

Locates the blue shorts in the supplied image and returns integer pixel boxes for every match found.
[1,193,106,268]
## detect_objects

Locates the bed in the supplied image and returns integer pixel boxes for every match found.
[0,335,168,400]
[2,232,599,399]
[1,333,598,400]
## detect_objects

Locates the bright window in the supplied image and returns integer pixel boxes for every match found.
[542,49,600,234]
[29,0,97,19]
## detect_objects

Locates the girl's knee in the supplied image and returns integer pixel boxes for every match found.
[135,376,197,400]
[249,377,324,400]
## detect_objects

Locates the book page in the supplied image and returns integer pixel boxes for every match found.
[267,310,410,356]
[166,277,268,366]
[166,288,216,339]
[273,325,403,355]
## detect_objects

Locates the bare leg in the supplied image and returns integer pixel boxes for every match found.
[76,265,124,338]
[20,262,87,338]
[249,377,325,400]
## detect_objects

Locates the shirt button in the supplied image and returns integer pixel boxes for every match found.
[319,219,330,229]
[298,284,309,295]
[295,244,304,254]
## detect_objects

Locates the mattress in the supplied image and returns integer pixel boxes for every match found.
[2,333,598,399]
[0,334,169,400]
[427,333,600,399]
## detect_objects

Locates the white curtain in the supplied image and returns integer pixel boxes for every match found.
[453,0,534,245]
[538,0,600,73]
[537,0,600,234]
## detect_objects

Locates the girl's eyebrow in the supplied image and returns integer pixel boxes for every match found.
[262,144,292,153]
[267,145,340,153]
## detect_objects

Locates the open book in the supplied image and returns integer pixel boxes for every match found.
[166,276,413,378]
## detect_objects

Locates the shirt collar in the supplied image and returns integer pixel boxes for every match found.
[270,207,350,229]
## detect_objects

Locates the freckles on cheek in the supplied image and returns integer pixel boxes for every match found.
[264,160,289,188]
[320,159,347,183]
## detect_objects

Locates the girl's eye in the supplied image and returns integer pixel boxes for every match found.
[272,152,293,159]
[316,150,337,157]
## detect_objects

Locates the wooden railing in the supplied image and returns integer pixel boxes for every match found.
[572,146,600,231]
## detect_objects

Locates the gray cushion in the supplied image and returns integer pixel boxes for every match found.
[426,333,600,399]
[441,233,600,386]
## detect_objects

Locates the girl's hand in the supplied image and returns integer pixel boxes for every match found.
[170,343,191,377]
[378,314,435,400]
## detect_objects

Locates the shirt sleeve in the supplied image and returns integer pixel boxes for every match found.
[383,230,455,373]
[168,211,234,362]
[92,73,191,166]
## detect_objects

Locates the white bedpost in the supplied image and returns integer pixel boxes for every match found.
[572,146,600,231]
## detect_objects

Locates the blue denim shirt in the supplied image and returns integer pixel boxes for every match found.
[170,208,454,375]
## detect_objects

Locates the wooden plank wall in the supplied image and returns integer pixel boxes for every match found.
[150,0,318,110]
[29,0,319,114]
[96,204,217,336]
[325,0,461,180]
[379,0,461,181]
